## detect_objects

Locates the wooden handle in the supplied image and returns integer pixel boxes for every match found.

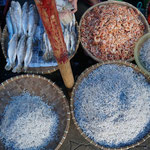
[34,0,74,89]
[59,61,74,89]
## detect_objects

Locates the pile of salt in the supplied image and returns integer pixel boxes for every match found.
[0,92,58,150]
[74,64,150,148]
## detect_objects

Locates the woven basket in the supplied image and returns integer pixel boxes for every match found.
[70,60,150,150]
[134,32,150,76]
[0,74,70,150]
[1,22,80,74]
[79,1,150,63]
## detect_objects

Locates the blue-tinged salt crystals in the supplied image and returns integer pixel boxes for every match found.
[0,92,58,150]
[74,64,150,148]
[140,38,150,72]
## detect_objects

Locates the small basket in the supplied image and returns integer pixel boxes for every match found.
[134,32,150,76]
[79,1,150,63]
[1,22,80,74]
[70,60,150,150]
[0,74,70,150]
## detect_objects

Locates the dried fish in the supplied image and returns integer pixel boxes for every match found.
[24,36,33,71]
[12,35,27,73]
[28,4,38,37]
[43,32,53,61]
[9,7,18,34]
[6,9,14,40]
[11,1,22,36]
[5,34,18,71]
[22,2,28,36]
[64,29,70,53]
[70,31,76,53]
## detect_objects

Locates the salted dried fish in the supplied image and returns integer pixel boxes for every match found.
[6,9,14,40]
[28,4,38,37]
[9,7,18,34]
[47,36,53,59]
[34,18,45,41]
[43,32,49,61]
[11,1,22,35]
[12,35,27,73]
[70,31,76,53]
[43,32,53,61]
[22,2,28,36]
[60,22,65,33]
[24,36,33,71]
[64,29,70,53]
[5,34,18,71]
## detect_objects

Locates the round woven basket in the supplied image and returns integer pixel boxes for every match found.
[134,32,150,76]
[1,22,80,74]
[70,60,150,150]
[0,74,70,150]
[79,1,150,63]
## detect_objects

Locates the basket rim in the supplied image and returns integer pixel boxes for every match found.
[70,60,150,150]
[134,31,150,76]
[145,1,150,19]
[1,21,80,74]
[0,74,70,150]
[79,1,150,63]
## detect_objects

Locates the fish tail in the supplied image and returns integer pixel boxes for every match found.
[5,62,12,71]
[12,65,22,73]
[12,62,16,68]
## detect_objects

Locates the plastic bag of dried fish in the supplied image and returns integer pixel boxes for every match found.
[5,0,78,72]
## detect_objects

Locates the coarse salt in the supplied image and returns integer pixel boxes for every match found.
[140,38,150,72]
[0,92,58,150]
[74,64,150,148]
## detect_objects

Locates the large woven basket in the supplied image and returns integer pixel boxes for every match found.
[0,74,70,150]
[1,22,80,74]
[70,60,150,150]
[79,1,150,63]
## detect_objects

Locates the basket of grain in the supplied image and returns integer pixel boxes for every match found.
[71,60,150,150]
[1,0,80,74]
[134,32,150,76]
[80,1,149,62]
[0,74,70,150]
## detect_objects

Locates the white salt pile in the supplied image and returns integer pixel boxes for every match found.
[0,92,58,150]
[140,38,150,71]
[74,64,150,148]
